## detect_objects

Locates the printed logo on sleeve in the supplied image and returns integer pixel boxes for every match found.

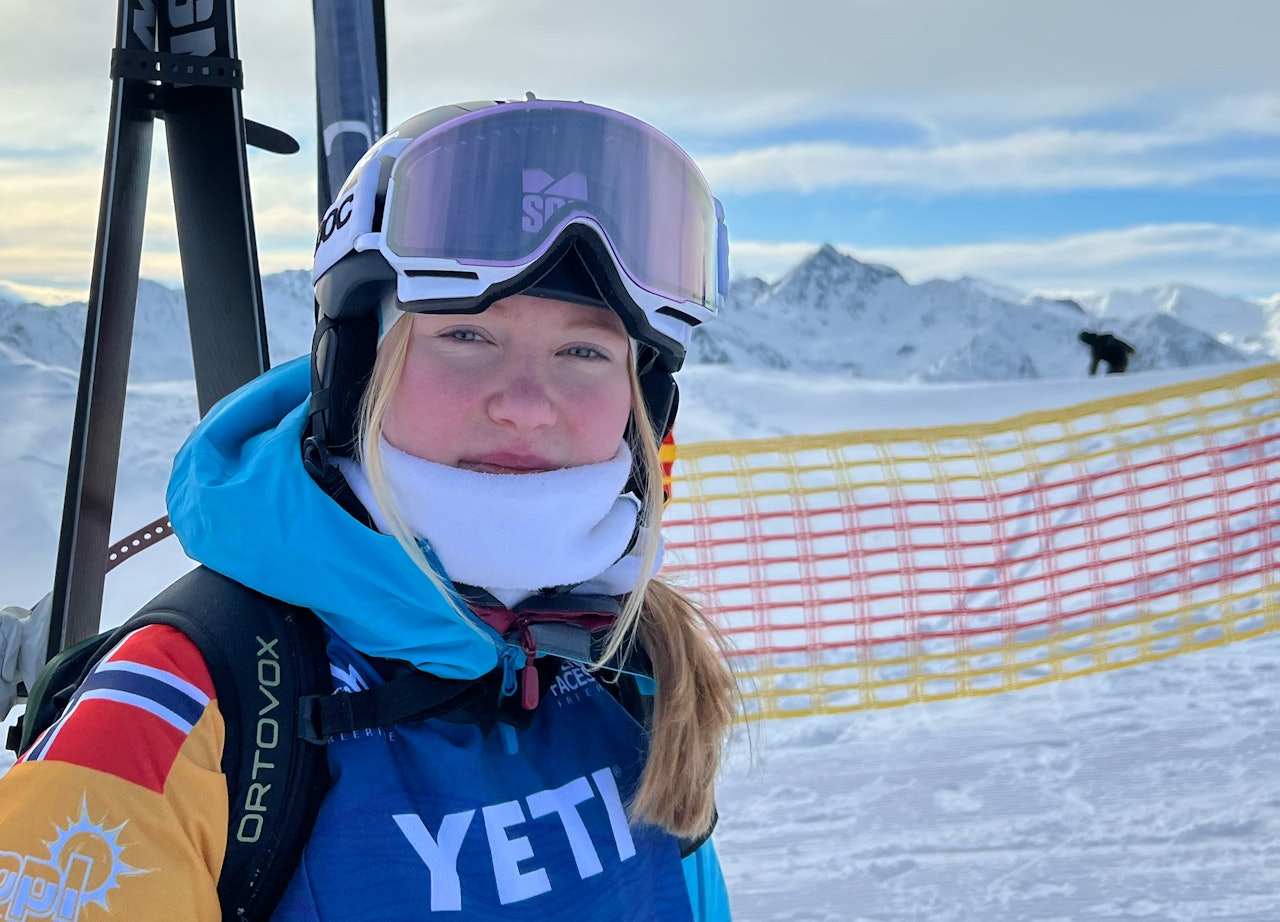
[0,798,146,921]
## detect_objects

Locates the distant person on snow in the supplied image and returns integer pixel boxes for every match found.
[1079,329,1136,375]
[0,100,736,920]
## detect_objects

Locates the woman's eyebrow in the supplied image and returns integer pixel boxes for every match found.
[564,315,628,336]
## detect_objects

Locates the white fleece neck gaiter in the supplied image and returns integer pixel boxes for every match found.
[338,437,660,607]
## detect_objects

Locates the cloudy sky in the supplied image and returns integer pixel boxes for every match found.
[4,0,1280,303]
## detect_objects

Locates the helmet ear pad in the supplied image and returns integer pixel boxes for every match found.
[626,371,678,499]
[637,354,678,441]
[310,251,398,456]
[310,311,379,455]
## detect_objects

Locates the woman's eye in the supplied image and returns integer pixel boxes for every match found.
[563,345,607,360]
[446,329,485,343]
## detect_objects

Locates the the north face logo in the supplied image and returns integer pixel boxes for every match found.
[522,169,587,233]
[546,662,602,708]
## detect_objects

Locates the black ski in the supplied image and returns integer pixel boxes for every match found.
[48,0,272,658]
[47,0,160,661]
[161,0,271,417]
[313,0,388,219]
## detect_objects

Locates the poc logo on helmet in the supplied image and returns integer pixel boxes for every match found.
[315,193,356,252]
[522,169,587,233]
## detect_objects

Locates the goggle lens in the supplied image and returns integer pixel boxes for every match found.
[384,103,721,311]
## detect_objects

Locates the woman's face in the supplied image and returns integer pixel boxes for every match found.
[383,294,633,473]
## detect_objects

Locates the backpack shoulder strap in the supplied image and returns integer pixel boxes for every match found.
[118,566,331,922]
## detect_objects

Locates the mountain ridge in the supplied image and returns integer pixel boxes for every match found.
[691,245,1267,381]
[1,247,1273,384]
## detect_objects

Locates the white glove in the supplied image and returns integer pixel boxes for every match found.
[0,593,52,718]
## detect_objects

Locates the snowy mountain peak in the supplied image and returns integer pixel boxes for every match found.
[801,243,902,286]
[768,243,903,314]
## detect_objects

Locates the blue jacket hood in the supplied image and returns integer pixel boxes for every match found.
[165,357,500,679]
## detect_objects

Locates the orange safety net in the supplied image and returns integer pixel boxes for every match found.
[660,364,1280,721]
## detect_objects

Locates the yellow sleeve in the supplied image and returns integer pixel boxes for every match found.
[0,625,228,922]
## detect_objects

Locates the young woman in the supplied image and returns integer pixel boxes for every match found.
[0,99,736,920]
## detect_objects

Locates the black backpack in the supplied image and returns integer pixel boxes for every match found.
[8,566,699,921]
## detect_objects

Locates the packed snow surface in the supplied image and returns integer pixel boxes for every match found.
[2,253,1278,919]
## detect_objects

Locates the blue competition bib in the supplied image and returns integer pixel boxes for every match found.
[272,636,693,920]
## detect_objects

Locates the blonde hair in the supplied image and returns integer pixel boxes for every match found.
[356,313,735,838]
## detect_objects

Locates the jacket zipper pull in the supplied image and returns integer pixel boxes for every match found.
[498,646,520,699]
[519,624,540,711]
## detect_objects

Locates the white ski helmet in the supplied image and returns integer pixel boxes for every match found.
[308,98,728,457]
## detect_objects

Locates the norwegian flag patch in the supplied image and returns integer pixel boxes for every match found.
[21,624,216,793]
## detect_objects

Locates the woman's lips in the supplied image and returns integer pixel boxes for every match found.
[459,453,556,474]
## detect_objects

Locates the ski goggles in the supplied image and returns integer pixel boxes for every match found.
[374,101,728,331]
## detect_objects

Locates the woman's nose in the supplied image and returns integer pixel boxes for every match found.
[487,360,556,430]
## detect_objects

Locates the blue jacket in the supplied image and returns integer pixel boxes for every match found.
[167,357,732,920]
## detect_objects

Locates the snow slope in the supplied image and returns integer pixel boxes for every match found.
[718,638,1280,921]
